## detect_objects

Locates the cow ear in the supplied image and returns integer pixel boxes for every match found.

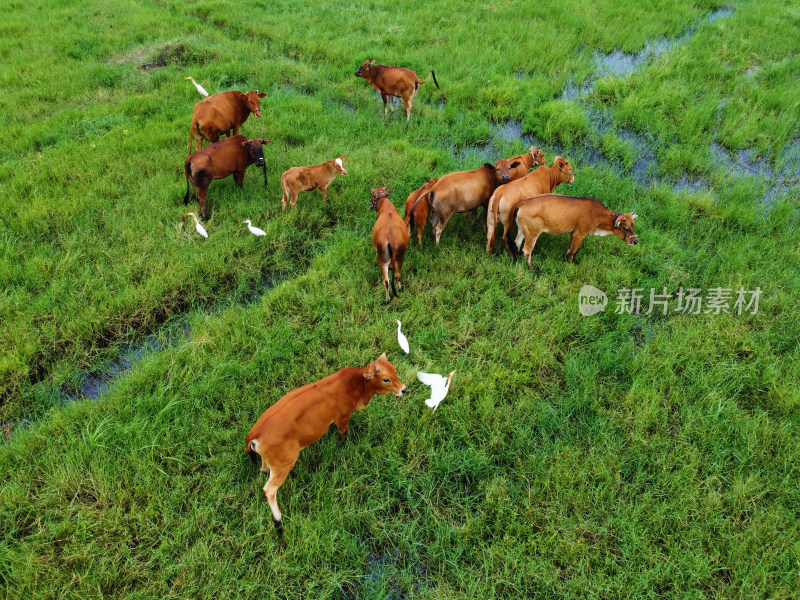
[257,92,266,98]
[363,370,374,380]
[262,139,271,145]
[631,213,638,220]
[510,161,521,169]
[242,140,250,148]
[370,59,376,65]
[424,177,433,183]
[483,163,495,170]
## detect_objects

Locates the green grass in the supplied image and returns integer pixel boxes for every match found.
[2,0,800,597]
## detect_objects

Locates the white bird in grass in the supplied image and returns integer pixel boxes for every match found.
[417,371,455,411]
[185,76,209,97]
[243,220,266,236]
[396,319,409,354]
[185,212,208,238]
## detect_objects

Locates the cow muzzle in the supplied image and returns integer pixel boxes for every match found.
[255,158,266,167]
[628,235,638,246]
[253,109,262,117]
[501,175,510,183]
[396,386,408,397]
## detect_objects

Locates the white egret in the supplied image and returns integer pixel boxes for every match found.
[417,371,455,411]
[185,212,208,238]
[244,220,266,236]
[185,76,209,97]
[396,320,409,354]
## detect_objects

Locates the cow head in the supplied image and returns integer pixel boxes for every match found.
[242,138,270,167]
[553,156,575,184]
[370,187,390,210]
[613,212,639,246]
[332,155,347,175]
[485,161,521,185]
[244,90,267,117]
[491,158,524,184]
[362,353,407,396]
[530,146,546,166]
[355,59,376,78]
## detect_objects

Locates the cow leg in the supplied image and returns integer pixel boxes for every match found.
[394,252,405,293]
[566,233,586,263]
[514,229,526,251]
[263,456,296,534]
[320,186,328,200]
[336,414,351,437]
[197,189,208,220]
[290,191,299,209]
[469,207,479,227]
[522,234,542,269]
[233,125,240,136]
[433,212,452,244]
[381,261,391,302]
[381,93,388,116]
[233,170,245,187]
[404,97,413,121]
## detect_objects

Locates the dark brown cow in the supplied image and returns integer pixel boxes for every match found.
[245,353,407,532]
[508,194,639,266]
[404,177,438,246]
[406,151,539,244]
[280,156,347,210]
[371,187,410,301]
[355,60,439,120]
[183,135,270,220]
[485,157,575,253]
[189,90,266,155]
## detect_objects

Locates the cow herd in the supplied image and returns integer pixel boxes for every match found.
[177,62,641,532]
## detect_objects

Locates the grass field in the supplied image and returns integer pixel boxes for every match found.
[2,0,800,597]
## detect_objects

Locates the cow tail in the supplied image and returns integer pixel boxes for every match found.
[420,71,439,89]
[183,161,193,205]
[508,206,521,259]
[407,189,433,220]
[488,189,502,250]
[245,439,259,465]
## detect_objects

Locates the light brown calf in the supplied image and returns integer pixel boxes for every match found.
[280,156,347,210]
[370,187,410,301]
[404,177,438,246]
[509,194,639,267]
[189,90,266,155]
[486,156,575,253]
[245,353,407,532]
[355,60,439,120]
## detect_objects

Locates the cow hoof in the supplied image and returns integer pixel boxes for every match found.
[274,519,283,534]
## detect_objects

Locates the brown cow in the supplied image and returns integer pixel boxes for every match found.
[371,187,410,301]
[189,90,266,155]
[280,156,347,211]
[485,156,575,253]
[406,150,542,244]
[245,353,407,532]
[354,60,439,120]
[494,146,546,184]
[508,194,638,267]
[183,135,270,220]
[404,177,438,246]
